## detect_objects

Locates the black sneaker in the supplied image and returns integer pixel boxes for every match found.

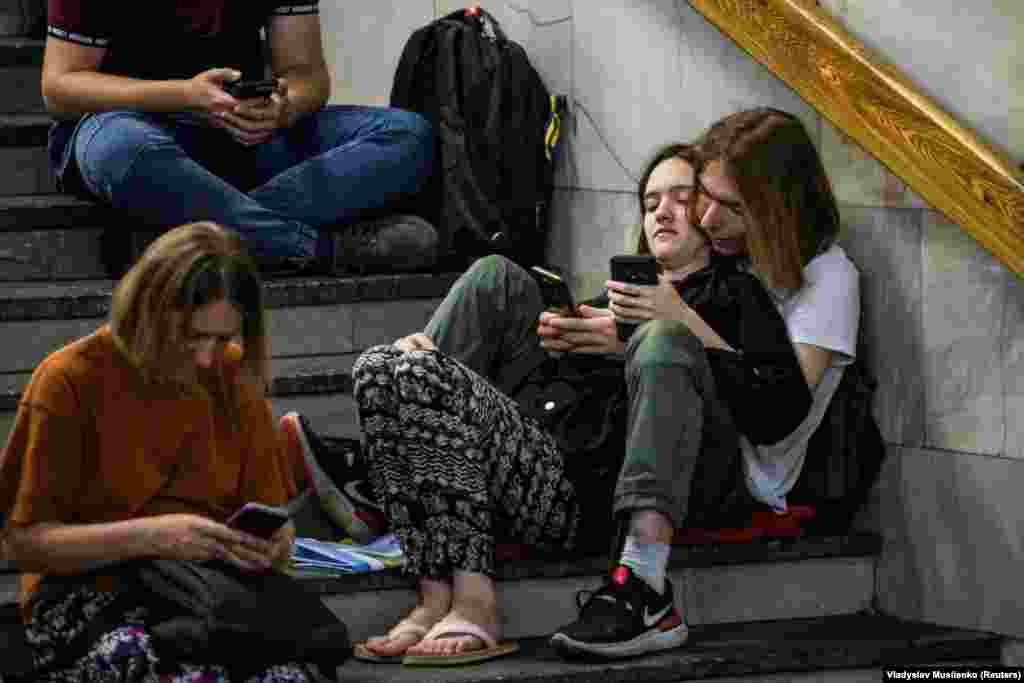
[550,566,688,659]
[279,412,386,544]
[330,214,439,274]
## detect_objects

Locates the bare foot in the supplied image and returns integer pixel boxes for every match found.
[363,576,451,657]
[404,572,499,657]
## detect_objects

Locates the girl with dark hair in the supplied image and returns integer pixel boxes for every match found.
[0,222,308,681]
[285,143,811,665]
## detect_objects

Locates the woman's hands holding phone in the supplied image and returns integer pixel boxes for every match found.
[607,273,692,326]
[143,509,294,573]
[143,513,274,571]
[537,305,624,356]
[607,274,736,352]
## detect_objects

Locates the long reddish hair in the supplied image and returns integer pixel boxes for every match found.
[695,108,840,292]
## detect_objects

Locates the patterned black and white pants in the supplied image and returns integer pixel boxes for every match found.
[352,345,580,578]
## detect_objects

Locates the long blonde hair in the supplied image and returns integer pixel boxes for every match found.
[109,222,269,428]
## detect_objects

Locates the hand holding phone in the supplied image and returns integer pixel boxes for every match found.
[227,502,290,539]
[224,78,279,100]
[609,255,658,342]
[531,265,577,317]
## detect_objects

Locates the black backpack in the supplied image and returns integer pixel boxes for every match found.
[390,6,564,268]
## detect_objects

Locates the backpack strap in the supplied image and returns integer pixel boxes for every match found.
[390,23,436,110]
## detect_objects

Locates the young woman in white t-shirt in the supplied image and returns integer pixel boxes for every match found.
[693,107,861,509]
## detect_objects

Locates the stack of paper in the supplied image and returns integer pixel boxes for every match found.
[291,534,404,576]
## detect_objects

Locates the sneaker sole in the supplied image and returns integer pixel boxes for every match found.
[289,414,376,544]
[549,623,689,659]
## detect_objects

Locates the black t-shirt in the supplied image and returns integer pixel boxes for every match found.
[46,0,320,81]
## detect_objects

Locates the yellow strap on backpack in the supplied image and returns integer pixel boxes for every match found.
[544,95,561,162]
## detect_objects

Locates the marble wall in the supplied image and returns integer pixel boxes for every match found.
[818,0,1024,639]
[321,0,1024,637]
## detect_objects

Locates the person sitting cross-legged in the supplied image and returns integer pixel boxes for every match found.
[42,0,438,275]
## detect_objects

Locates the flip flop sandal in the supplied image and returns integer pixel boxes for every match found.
[401,618,519,667]
[353,622,430,663]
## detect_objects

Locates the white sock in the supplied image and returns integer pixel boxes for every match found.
[618,536,671,594]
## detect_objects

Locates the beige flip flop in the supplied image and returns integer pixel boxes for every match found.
[353,622,430,663]
[401,617,519,667]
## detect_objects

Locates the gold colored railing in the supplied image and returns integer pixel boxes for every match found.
[687,0,1024,278]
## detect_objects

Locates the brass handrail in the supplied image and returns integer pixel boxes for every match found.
[687,0,1024,278]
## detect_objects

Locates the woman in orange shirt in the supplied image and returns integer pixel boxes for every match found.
[0,222,304,681]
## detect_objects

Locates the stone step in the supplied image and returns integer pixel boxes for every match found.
[0,271,459,319]
[0,351,361,406]
[283,494,887,652]
[0,9,45,41]
[0,197,120,282]
[0,112,49,147]
[0,271,459,393]
[308,532,881,645]
[0,65,44,114]
[0,534,884,643]
[0,194,104,233]
[0,38,44,114]
[3,546,1001,680]
[0,362,363,451]
[0,38,44,68]
[0,113,54,197]
[334,614,1002,682]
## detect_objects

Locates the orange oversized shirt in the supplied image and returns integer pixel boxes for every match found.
[0,326,295,607]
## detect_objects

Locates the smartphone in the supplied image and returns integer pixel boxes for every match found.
[227,502,290,539]
[530,265,576,317]
[224,78,279,100]
[610,255,659,342]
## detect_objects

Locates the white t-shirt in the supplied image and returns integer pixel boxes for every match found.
[741,244,861,510]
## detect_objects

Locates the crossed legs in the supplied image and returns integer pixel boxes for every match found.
[352,346,578,658]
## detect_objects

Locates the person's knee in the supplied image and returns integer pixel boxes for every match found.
[468,253,518,279]
[625,319,703,373]
[352,345,400,389]
[397,109,432,146]
[464,254,534,298]
[75,112,176,197]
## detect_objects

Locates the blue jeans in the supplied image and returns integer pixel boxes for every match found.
[49,106,433,261]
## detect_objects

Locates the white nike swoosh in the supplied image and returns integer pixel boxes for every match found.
[642,602,673,628]
[343,480,378,509]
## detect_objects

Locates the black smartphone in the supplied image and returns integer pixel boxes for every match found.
[610,255,659,342]
[224,78,279,100]
[530,265,577,317]
[227,502,290,539]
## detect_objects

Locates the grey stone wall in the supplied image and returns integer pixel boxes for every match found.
[321,0,1024,638]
